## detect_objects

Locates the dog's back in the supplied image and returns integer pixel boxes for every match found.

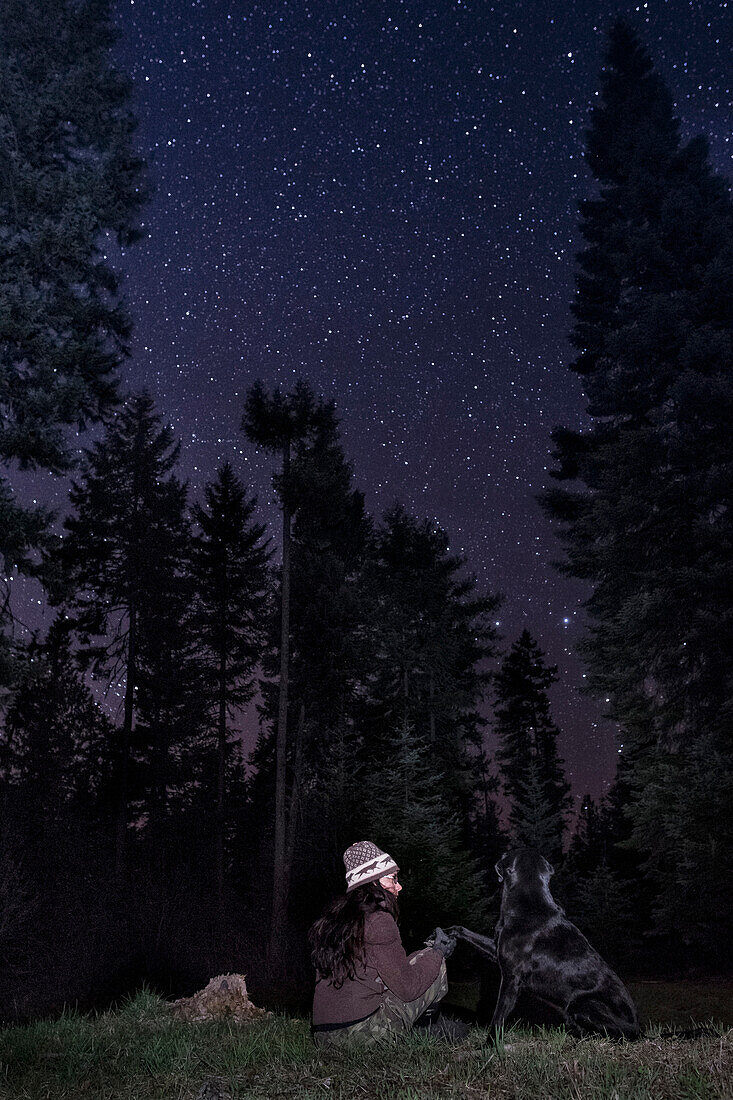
[496,849,639,1039]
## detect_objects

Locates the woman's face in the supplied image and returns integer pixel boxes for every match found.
[379,872,402,897]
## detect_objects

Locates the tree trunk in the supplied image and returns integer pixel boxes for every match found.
[283,702,306,899]
[216,643,227,927]
[270,441,291,966]
[116,606,136,881]
[402,666,410,810]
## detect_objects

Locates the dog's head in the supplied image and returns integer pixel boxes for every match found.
[495,848,554,889]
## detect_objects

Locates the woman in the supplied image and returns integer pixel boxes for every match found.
[308,840,455,1046]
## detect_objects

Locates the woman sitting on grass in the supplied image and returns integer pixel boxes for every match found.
[308,840,457,1046]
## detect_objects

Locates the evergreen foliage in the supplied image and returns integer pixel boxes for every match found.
[241,379,335,962]
[47,392,190,870]
[541,21,733,953]
[624,739,733,966]
[558,792,642,969]
[507,754,567,859]
[564,794,610,877]
[471,742,507,886]
[359,505,499,820]
[190,462,271,914]
[0,0,148,685]
[351,505,503,909]
[0,616,115,834]
[570,861,638,968]
[0,617,121,1004]
[542,21,733,746]
[494,630,571,861]
[366,719,489,941]
[191,462,271,721]
[284,402,371,878]
[243,395,371,936]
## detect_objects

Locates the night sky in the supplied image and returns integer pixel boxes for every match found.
[66,1,732,799]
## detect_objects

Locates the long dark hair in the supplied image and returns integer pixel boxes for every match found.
[308,881,399,987]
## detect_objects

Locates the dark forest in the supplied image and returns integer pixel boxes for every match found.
[0,1,731,1024]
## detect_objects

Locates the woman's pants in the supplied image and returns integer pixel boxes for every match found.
[313,953,448,1048]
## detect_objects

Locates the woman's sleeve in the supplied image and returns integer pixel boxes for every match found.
[364,912,442,1003]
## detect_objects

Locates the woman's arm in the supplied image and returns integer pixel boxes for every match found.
[365,912,442,1002]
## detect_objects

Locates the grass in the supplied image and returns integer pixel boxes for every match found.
[0,989,730,1100]
[629,980,733,1031]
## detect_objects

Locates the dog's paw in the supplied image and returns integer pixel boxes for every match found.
[425,927,457,958]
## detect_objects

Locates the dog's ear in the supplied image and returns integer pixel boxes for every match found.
[496,851,521,886]
[541,856,555,879]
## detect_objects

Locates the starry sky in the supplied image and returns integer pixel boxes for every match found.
[97,0,730,800]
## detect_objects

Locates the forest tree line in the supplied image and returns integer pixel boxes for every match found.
[0,377,573,1015]
[0,2,731,1019]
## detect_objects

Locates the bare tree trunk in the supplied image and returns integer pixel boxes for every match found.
[402,665,410,809]
[216,644,227,927]
[270,442,291,966]
[283,702,306,897]
[117,606,136,881]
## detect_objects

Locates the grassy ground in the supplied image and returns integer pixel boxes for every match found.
[0,990,731,1100]
[629,980,733,1031]
[445,977,733,1031]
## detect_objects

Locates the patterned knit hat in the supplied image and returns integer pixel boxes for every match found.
[343,841,399,892]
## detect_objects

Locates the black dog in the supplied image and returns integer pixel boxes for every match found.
[449,848,639,1039]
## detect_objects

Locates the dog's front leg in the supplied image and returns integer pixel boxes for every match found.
[490,973,521,1030]
[445,925,498,964]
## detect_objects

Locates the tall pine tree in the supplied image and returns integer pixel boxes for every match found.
[0,616,115,844]
[241,379,331,965]
[0,618,121,1010]
[190,461,271,919]
[362,507,498,792]
[357,505,501,882]
[0,0,148,685]
[243,398,371,947]
[365,718,489,942]
[282,403,371,902]
[47,392,189,876]
[494,630,570,861]
[541,22,733,956]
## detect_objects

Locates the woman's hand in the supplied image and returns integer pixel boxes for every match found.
[425,926,456,958]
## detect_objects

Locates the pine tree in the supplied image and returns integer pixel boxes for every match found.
[190,461,271,918]
[0,616,116,974]
[507,754,567,859]
[47,392,189,876]
[365,718,489,941]
[471,743,507,888]
[571,861,638,968]
[241,379,331,964]
[355,505,502,893]
[289,426,370,919]
[132,547,205,852]
[0,616,115,839]
[555,779,651,971]
[494,630,571,861]
[360,505,499,812]
[625,740,733,965]
[0,0,148,684]
[542,22,733,750]
[565,794,607,877]
[243,399,371,944]
[540,22,733,953]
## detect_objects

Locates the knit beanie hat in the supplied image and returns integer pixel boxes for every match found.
[343,841,399,892]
